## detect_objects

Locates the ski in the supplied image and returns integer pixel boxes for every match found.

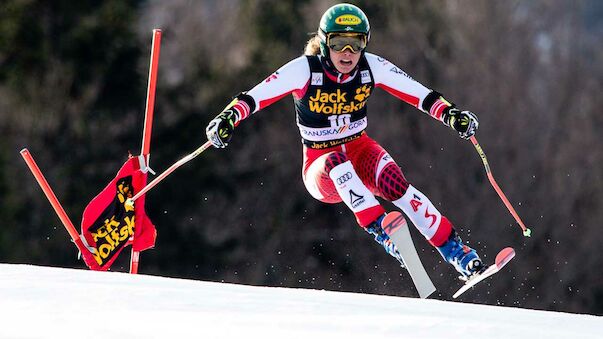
[381,212,436,299]
[452,247,515,299]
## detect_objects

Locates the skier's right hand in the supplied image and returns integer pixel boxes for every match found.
[206,108,237,148]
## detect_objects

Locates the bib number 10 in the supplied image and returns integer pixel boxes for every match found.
[328,114,351,127]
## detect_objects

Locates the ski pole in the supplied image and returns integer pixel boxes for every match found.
[126,141,213,207]
[469,136,532,237]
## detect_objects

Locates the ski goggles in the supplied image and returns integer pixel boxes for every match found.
[326,33,367,53]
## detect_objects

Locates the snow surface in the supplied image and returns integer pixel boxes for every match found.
[0,264,600,339]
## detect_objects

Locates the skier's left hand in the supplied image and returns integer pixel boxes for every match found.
[444,108,479,139]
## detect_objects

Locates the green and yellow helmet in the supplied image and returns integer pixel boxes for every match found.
[317,3,371,57]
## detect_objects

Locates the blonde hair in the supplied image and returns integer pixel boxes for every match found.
[304,35,321,56]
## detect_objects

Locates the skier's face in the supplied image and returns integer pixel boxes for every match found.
[329,48,361,74]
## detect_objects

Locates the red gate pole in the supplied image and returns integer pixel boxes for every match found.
[20,149,89,255]
[130,28,162,274]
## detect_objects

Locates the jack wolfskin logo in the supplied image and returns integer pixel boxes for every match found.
[308,86,371,114]
[354,85,371,102]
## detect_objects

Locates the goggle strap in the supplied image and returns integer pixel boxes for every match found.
[318,29,327,42]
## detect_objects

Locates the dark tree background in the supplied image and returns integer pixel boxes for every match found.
[1,0,601,315]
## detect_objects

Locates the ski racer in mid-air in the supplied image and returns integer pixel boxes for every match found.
[206,3,483,280]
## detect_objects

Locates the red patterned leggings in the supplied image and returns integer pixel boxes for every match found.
[302,134,410,203]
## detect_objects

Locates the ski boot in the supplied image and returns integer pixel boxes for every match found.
[436,230,484,280]
[365,213,405,268]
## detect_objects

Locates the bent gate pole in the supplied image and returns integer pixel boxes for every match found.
[20,149,89,255]
[130,28,162,274]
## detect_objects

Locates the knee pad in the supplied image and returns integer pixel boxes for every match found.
[378,163,410,200]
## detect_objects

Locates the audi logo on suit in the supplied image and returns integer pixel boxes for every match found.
[336,172,353,185]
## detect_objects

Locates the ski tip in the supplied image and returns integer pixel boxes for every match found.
[495,247,515,268]
[383,211,403,220]
[452,248,515,299]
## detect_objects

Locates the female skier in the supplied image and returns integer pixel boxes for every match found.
[206,3,483,279]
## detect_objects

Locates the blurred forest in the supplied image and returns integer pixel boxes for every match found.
[1,0,601,315]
